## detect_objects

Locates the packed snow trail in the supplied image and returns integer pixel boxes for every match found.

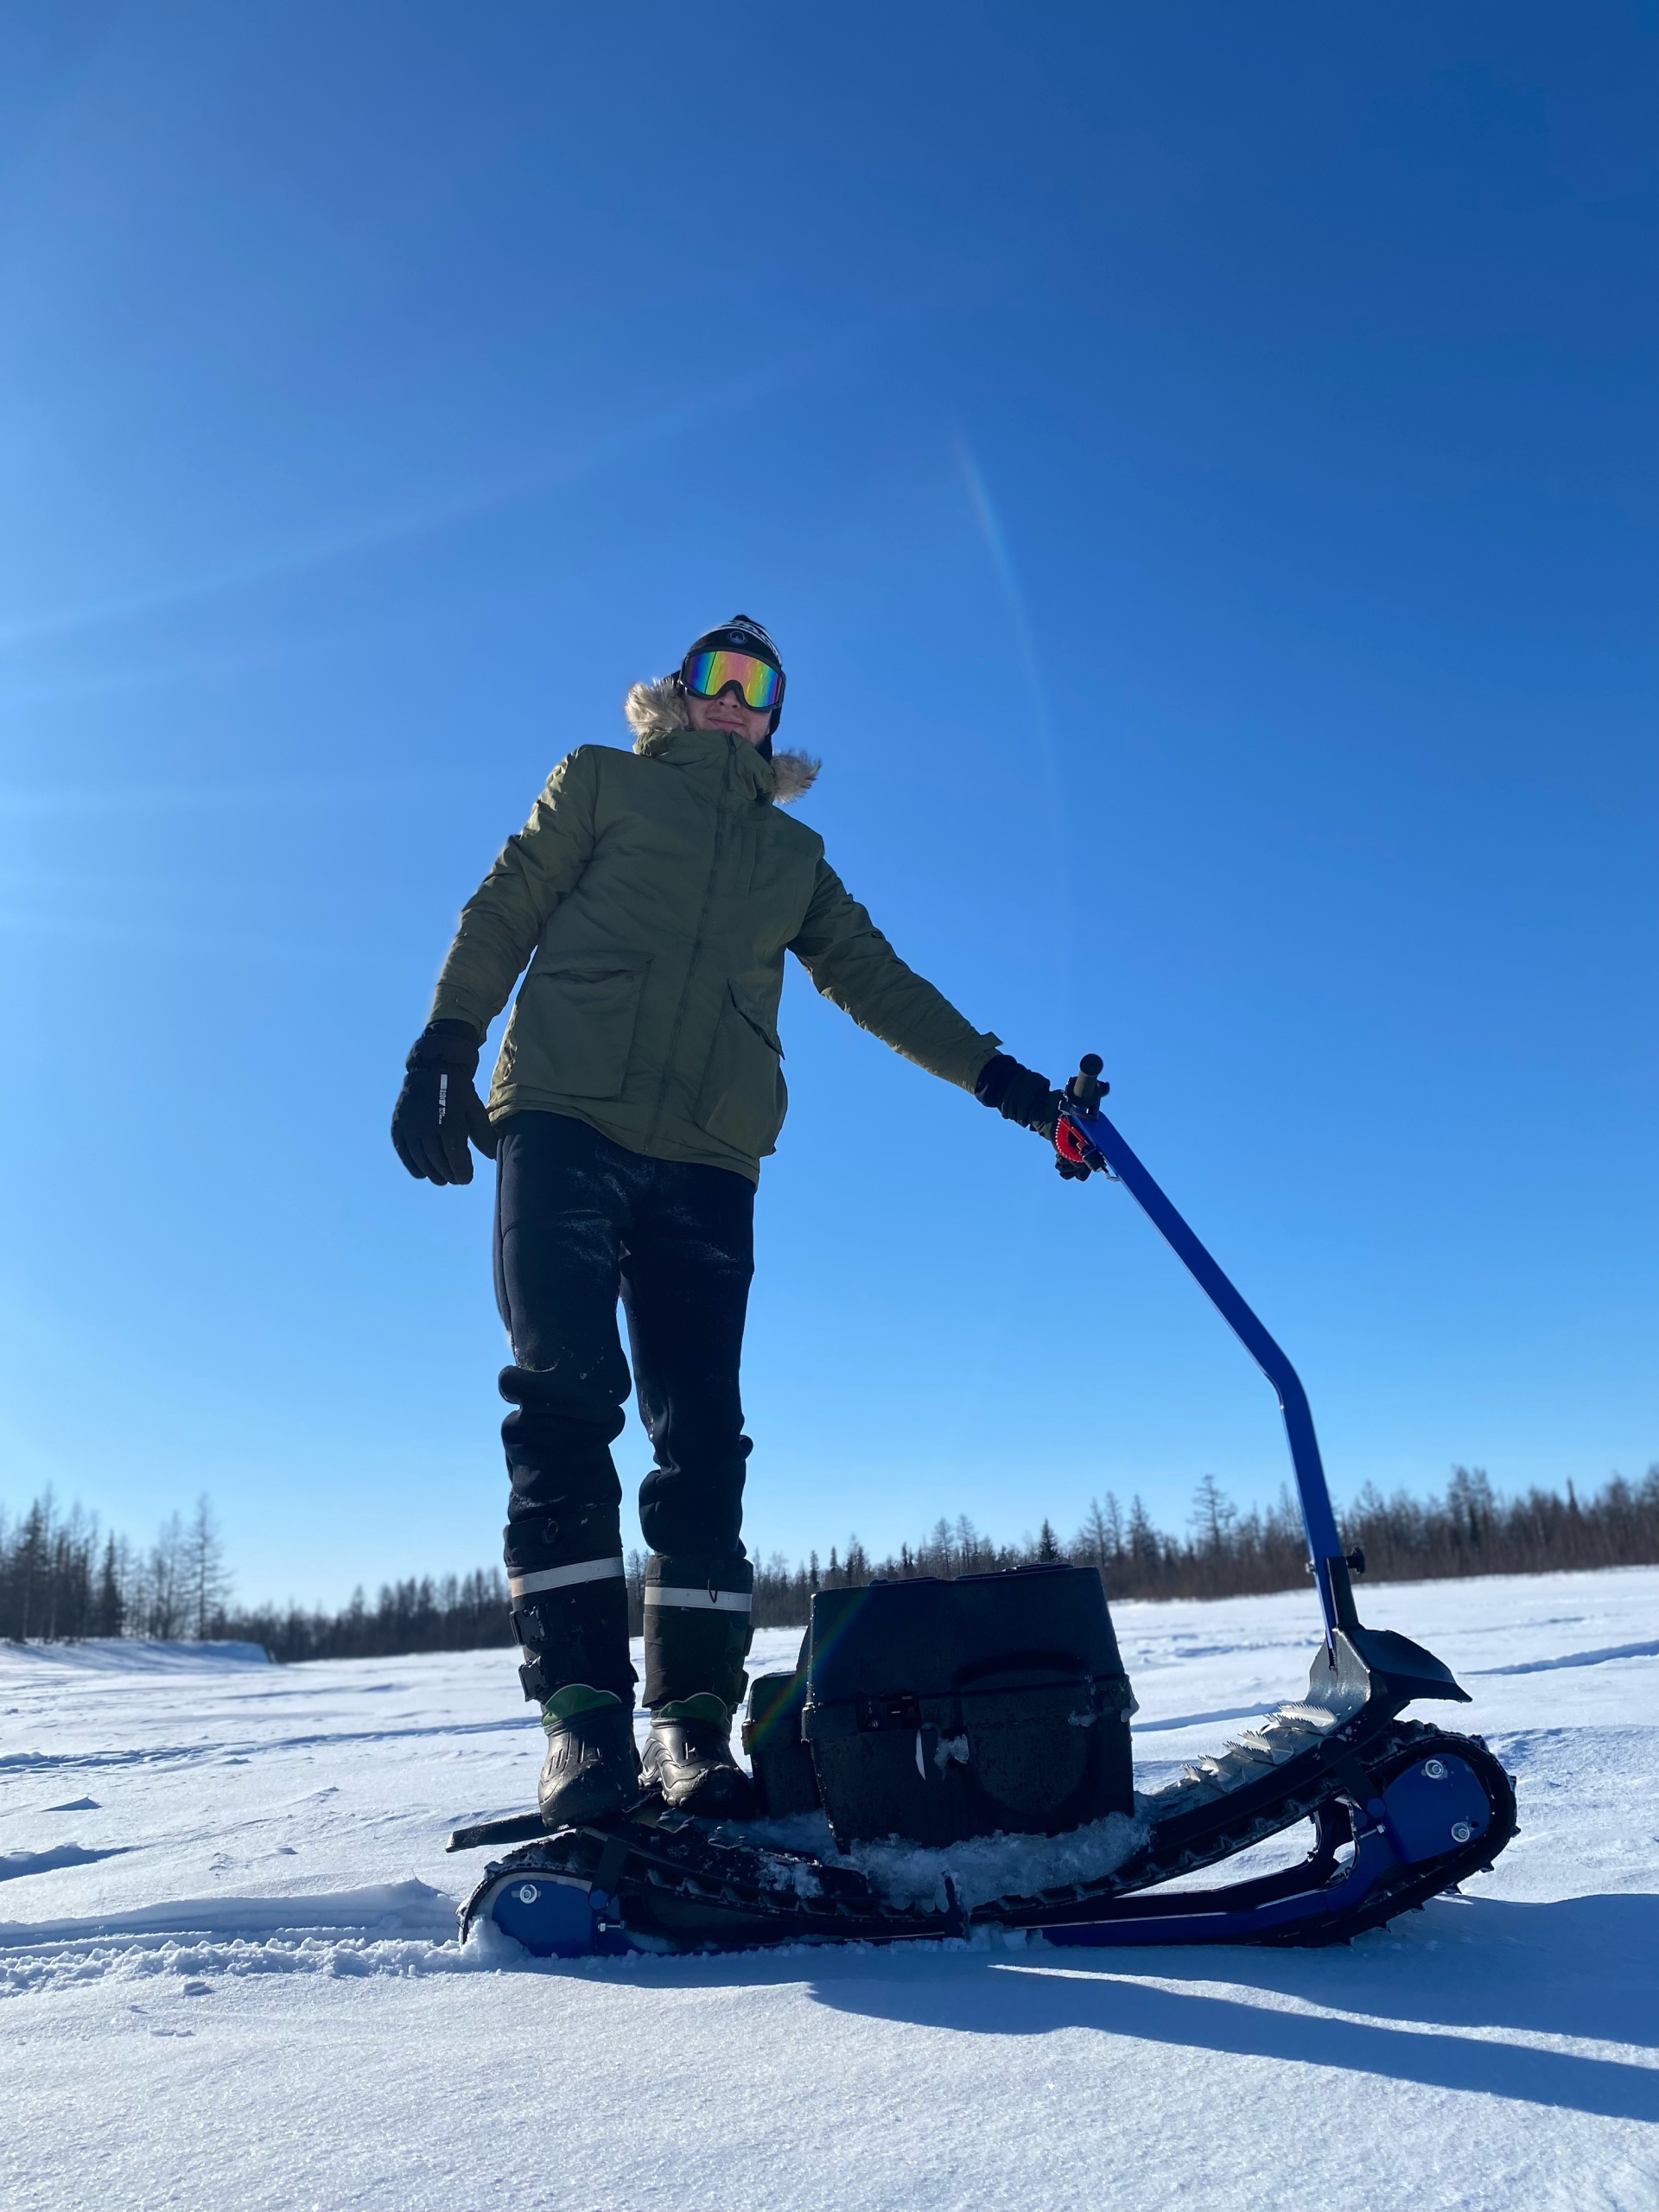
[2,1568,1656,2211]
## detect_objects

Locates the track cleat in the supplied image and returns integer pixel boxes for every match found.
[643,1694,756,1819]
[537,1687,639,1827]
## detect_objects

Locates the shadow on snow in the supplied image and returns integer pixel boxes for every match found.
[799,1892,1659,2123]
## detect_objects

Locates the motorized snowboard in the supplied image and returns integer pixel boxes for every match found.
[450,1058,1518,1958]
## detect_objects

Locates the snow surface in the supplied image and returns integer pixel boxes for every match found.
[3,1567,1656,2211]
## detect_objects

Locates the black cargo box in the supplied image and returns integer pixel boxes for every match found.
[800,1564,1136,1849]
[741,1649,822,1818]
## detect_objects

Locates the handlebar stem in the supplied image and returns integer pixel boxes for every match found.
[1061,1096,1355,1653]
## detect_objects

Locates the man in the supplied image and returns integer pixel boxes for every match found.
[391,616,1077,1827]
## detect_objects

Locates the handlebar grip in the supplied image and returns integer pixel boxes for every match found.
[1065,1053,1109,1111]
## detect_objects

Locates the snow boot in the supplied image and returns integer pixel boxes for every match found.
[642,1693,755,1819]
[537,1685,640,1827]
[641,1552,756,1819]
[509,1560,639,1827]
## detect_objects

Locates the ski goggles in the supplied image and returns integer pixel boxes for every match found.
[681,648,783,712]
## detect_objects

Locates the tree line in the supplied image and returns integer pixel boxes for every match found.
[0,1496,232,1644]
[741,1463,1659,1624]
[3,1464,1656,1659]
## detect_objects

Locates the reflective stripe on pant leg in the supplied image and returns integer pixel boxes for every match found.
[643,1585,752,1613]
[509,1556,626,1601]
[509,1556,634,1707]
[642,1552,754,1710]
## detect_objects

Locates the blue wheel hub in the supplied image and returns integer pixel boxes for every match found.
[486,1872,630,1958]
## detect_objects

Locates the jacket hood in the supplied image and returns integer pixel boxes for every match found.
[624,675,820,804]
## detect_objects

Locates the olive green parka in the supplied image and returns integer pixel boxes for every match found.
[426,677,1001,1182]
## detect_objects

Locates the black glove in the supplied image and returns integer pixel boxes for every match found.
[973,1052,1064,1141]
[391,1020,497,1185]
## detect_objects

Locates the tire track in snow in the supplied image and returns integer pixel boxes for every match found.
[1476,1639,1659,1677]
[0,1713,539,1774]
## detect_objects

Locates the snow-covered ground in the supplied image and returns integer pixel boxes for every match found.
[3,1568,1656,2211]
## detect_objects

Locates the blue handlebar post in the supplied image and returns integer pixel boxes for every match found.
[1060,1092,1357,1653]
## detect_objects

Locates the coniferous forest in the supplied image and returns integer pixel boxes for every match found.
[3,1465,1656,1663]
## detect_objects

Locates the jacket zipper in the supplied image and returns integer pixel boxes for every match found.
[645,745,733,1150]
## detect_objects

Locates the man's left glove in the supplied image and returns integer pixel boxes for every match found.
[391,1020,498,1185]
[974,1052,1064,1141]
[976,1052,1103,1180]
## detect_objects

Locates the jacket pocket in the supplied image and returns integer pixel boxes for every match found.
[696,982,788,1158]
[511,952,650,1100]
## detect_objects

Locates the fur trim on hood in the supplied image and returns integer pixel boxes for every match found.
[624,675,820,804]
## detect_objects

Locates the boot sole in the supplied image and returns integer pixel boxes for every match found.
[538,1777,639,1827]
[645,1770,758,1821]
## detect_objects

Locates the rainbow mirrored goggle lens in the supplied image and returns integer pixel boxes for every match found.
[682,649,782,712]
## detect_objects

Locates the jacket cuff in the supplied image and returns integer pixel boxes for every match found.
[426,986,493,1035]
[407,1018,484,1072]
[957,1034,1004,1092]
[973,1052,1016,1109]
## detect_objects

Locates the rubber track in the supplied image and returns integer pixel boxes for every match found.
[986,1719,1515,1932]
[460,1719,1518,1953]
[1249,1728,1519,1948]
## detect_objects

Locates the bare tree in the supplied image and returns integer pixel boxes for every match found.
[1128,1495,1160,1569]
[1192,1474,1237,1556]
[146,1513,186,1640]
[1077,1494,1123,1567]
[181,1497,232,1639]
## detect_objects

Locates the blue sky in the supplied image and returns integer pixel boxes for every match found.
[2,4,1654,1609]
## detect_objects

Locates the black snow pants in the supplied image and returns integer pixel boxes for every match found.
[493,1111,755,1707]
